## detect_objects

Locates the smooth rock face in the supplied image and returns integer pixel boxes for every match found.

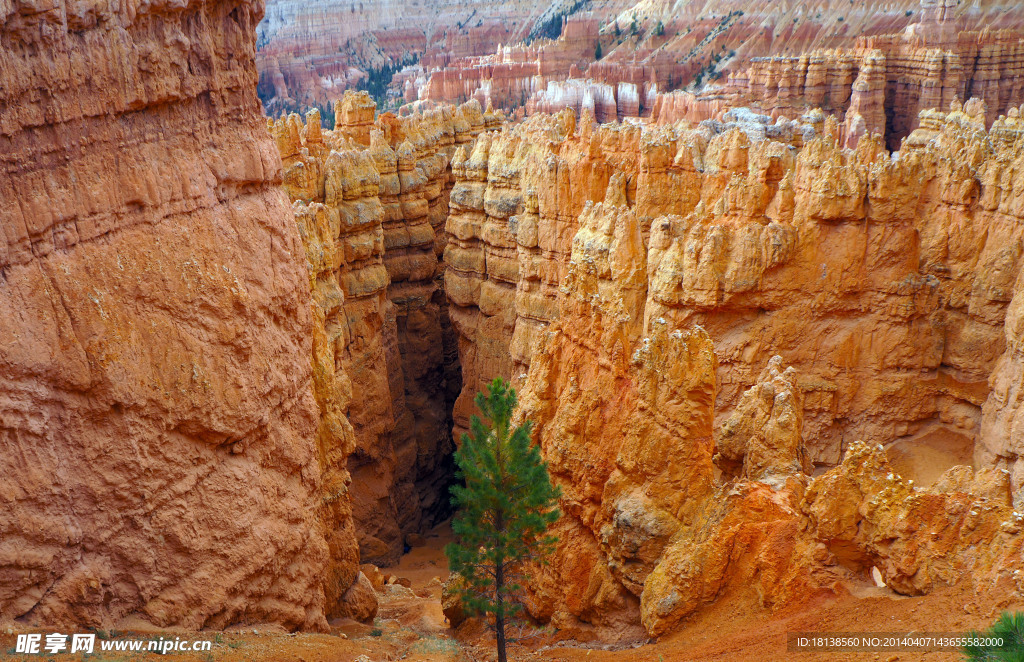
[270,92,501,565]
[0,0,340,629]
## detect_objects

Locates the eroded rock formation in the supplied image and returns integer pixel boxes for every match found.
[717,27,1024,149]
[402,0,1024,139]
[444,99,1024,636]
[450,100,1024,475]
[0,0,353,629]
[269,92,501,564]
[716,355,810,481]
[804,441,1021,597]
[4,0,1023,642]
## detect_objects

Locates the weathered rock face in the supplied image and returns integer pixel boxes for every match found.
[514,179,720,636]
[445,101,1024,636]
[637,432,1024,636]
[720,28,1024,149]
[509,204,1022,637]
[0,0,347,630]
[979,206,1024,504]
[451,101,1024,477]
[804,441,1022,597]
[716,355,810,481]
[445,110,646,437]
[270,92,499,564]
[5,0,1022,640]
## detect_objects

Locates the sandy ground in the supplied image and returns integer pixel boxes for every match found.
[2,520,1021,662]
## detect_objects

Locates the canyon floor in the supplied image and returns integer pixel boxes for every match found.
[4,520,1022,661]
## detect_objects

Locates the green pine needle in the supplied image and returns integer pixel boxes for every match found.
[445,377,562,656]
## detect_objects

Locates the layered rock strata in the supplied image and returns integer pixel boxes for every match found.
[407,0,1024,135]
[270,92,500,564]
[0,0,349,629]
[721,28,1024,149]
[448,99,1024,494]
[496,129,1024,635]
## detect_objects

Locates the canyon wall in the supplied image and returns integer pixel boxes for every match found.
[0,0,362,629]
[450,103,1024,637]
[270,92,502,564]
[445,104,1024,637]
[710,28,1024,150]
[3,0,1022,640]
[449,101,1024,477]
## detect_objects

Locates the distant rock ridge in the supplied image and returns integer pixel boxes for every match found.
[702,27,1024,149]
[256,0,631,115]
[397,0,1024,146]
[257,0,1024,151]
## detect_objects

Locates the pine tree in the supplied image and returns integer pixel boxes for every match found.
[963,611,1024,661]
[445,377,561,662]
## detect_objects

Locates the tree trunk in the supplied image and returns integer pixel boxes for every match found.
[496,561,507,662]
[496,610,507,662]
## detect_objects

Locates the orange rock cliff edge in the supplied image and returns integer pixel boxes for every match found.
[445,104,1024,637]
[0,0,372,629]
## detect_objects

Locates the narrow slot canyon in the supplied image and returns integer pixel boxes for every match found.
[269,96,501,568]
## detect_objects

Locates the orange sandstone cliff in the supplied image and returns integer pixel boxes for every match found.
[443,102,1024,636]
[449,103,1024,474]
[0,0,368,629]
